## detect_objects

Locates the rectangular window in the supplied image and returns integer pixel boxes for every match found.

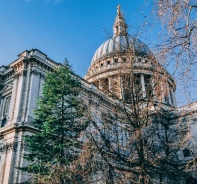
[101,78,109,93]
[122,74,132,101]
[134,74,142,99]
[183,148,190,157]
[144,75,152,98]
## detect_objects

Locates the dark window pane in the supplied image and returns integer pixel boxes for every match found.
[144,75,152,99]
[183,148,190,157]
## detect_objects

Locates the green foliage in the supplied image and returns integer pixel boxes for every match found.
[21,67,89,183]
[63,58,72,70]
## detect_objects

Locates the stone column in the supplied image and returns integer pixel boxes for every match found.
[9,78,17,124]
[0,148,8,184]
[161,85,165,103]
[169,88,174,106]
[151,77,156,101]
[0,97,5,119]
[108,76,112,93]
[0,98,6,127]
[12,73,25,123]
[12,139,26,183]
[120,75,124,100]
[1,142,16,184]
[0,95,2,117]
[39,74,45,97]
[141,74,146,98]
[10,75,19,123]
[21,64,31,122]
[98,79,102,90]
[25,69,40,122]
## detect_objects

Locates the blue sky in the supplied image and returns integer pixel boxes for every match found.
[1,0,197,105]
[0,0,155,77]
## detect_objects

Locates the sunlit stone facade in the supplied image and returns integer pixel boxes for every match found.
[0,6,196,184]
[0,49,59,183]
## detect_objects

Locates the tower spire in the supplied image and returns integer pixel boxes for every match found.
[113,5,127,37]
[117,4,121,15]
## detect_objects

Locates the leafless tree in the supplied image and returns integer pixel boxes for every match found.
[77,36,197,183]
[148,0,197,104]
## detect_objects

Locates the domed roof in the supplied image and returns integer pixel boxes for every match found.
[90,5,152,66]
[91,35,152,65]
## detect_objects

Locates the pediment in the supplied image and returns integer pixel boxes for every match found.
[1,84,13,95]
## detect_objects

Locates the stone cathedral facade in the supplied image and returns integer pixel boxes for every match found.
[0,6,197,184]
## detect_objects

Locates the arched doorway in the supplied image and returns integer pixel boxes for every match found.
[186,177,197,184]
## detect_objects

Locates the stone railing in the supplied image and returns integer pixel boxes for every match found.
[85,61,153,79]
[177,102,197,113]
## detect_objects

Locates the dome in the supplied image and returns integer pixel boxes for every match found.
[91,35,152,65]
[85,5,176,107]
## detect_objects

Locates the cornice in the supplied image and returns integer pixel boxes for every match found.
[0,122,39,136]
[10,49,59,70]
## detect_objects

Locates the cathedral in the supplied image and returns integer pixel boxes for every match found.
[0,6,197,184]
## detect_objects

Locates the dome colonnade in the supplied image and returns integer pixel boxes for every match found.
[85,5,176,107]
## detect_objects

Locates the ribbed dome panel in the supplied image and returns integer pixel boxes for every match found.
[91,35,152,65]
